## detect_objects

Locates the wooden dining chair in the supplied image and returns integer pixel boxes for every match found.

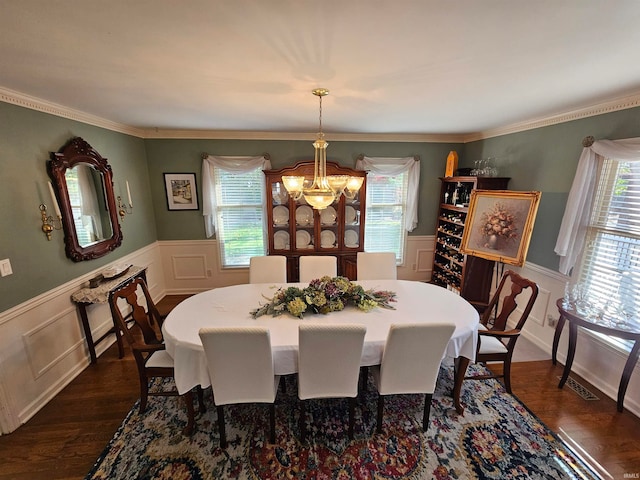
[372,322,456,433]
[299,256,337,282]
[249,255,287,284]
[465,269,539,393]
[198,326,280,448]
[109,277,205,435]
[357,252,397,280]
[297,323,366,441]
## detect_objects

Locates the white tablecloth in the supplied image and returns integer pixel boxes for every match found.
[162,280,479,394]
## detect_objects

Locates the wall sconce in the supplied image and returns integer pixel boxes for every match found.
[41,181,63,241]
[39,204,62,241]
[117,181,133,221]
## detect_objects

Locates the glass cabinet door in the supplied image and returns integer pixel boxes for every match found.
[343,191,361,249]
[293,197,315,251]
[319,199,339,250]
[271,181,291,251]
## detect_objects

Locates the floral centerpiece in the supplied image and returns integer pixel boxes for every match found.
[250,276,396,319]
[479,202,517,248]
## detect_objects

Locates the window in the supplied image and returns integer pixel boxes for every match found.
[364,172,408,263]
[202,155,271,268]
[211,166,266,267]
[576,158,640,348]
[356,156,419,265]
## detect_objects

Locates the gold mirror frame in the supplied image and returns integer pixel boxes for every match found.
[47,137,123,262]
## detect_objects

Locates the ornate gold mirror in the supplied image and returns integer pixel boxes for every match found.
[47,137,123,261]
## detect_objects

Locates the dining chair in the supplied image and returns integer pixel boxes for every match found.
[372,322,456,433]
[249,255,288,284]
[357,251,397,280]
[298,255,337,282]
[109,277,205,436]
[297,323,366,441]
[198,326,280,448]
[466,269,539,393]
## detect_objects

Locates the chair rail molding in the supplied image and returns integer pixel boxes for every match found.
[515,261,639,418]
[3,238,638,432]
[0,243,165,433]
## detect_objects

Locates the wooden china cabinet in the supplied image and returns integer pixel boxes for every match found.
[432,175,510,307]
[263,161,367,282]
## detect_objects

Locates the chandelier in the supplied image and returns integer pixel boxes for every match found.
[282,88,364,210]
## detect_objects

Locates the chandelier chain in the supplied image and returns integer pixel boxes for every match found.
[318,94,323,135]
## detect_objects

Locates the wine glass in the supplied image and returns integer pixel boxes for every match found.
[471,160,480,176]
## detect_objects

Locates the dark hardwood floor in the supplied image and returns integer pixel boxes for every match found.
[0,294,638,479]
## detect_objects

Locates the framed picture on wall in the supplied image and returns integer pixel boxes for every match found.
[460,190,541,266]
[164,173,199,210]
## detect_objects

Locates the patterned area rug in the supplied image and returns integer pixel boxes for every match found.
[86,363,598,479]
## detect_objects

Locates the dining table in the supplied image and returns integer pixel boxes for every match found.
[162,279,479,414]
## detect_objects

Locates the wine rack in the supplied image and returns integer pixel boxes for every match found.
[431,176,510,306]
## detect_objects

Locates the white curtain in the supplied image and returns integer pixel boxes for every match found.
[554,137,640,274]
[355,156,420,232]
[202,155,272,237]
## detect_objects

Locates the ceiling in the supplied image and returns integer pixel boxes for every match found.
[2,0,640,137]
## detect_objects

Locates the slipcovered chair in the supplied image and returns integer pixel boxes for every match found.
[199,326,280,448]
[249,255,287,284]
[109,277,205,435]
[299,255,337,282]
[357,251,397,280]
[297,323,366,441]
[466,269,539,393]
[372,322,455,433]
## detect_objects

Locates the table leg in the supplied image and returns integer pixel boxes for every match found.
[558,322,578,389]
[453,356,470,414]
[108,292,126,359]
[617,340,640,412]
[77,304,97,364]
[551,313,566,365]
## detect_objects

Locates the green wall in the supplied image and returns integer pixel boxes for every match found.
[143,139,461,239]
[462,107,640,269]
[2,98,639,313]
[0,102,157,312]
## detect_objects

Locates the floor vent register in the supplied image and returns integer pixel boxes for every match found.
[558,376,599,401]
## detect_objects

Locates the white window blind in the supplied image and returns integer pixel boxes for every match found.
[213,167,266,267]
[577,158,640,345]
[65,169,93,245]
[364,172,408,263]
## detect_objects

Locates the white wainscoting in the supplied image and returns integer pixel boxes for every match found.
[506,263,640,418]
[1,236,638,433]
[0,243,166,433]
[158,236,436,294]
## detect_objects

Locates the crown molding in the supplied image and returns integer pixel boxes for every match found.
[140,128,465,143]
[0,87,145,137]
[2,86,639,143]
[463,91,640,143]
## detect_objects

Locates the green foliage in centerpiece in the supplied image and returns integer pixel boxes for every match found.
[250,276,396,319]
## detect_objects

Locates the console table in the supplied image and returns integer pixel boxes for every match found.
[552,298,640,412]
[71,265,147,364]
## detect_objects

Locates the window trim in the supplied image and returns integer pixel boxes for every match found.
[201,155,271,268]
[573,157,640,352]
[363,171,409,264]
[355,156,420,265]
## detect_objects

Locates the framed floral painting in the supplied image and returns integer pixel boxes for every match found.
[460,190,541,266]
[164,173,199,210]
